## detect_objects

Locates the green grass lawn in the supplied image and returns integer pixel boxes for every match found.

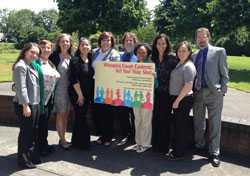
[228,56,250,92]
[0,42,250,92]
[0,43,19,82]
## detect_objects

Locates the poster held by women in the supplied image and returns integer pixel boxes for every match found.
[94,61,155,110]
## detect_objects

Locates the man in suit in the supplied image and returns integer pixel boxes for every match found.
[192,27,229,167]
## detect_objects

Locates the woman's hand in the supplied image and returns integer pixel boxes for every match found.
[172,99,180,109]
[77,94,84,106]
[22,104,31,117]
[152,71,157,78]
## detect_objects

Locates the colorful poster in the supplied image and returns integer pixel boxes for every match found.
[94,61,155,109]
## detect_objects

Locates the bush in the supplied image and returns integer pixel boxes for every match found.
[216,27,250,56]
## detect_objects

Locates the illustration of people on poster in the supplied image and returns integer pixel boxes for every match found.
[94,61,155,110]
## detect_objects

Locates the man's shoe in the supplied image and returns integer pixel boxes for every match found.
[209,155,221,167]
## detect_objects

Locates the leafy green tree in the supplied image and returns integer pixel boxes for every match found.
[5,9,36,46]
[207,0,250,38]
[3,9,61,48]
[36,9,60,32]
[0,9,9,33]
[154,0,211,42]
[132,22,157,44]
[56,0,150,36]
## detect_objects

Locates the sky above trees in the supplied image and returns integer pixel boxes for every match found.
[0,0,160,12]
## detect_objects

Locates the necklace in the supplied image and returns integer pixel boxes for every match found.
[81,55,89,63]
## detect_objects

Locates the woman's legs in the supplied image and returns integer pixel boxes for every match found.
[56,111,70,144]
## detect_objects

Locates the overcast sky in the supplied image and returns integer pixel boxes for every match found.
[0,0,160,12]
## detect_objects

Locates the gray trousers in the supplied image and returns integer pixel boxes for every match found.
[133,107,153,147]
[193,88,224,156]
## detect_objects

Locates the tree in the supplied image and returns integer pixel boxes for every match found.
[5,9,36,45]
[207,0,250,38]
[3,9,61,48]
[0,9,9,33]
[35,9,62,42]
[36,9,60,32]
[56,0,150,36]
[132,22,157,44]
[207,0,250,56]
[154,0,211,42]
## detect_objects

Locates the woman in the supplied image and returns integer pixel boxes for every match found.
[68,37,94,150]
[36,40,60,156]
[13,43,40,168]
[92,31,120,146]
[49,33,73,149]
[133,43,153,153]
[115,32,138,146]
[151,34,178,154]
[168,41,196,159]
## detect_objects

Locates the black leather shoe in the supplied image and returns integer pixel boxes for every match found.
[209,155,221,167]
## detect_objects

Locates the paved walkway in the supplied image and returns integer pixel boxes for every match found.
[1,82,250,125]
[0,126,249,176]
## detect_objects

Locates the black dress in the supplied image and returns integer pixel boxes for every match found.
[68,56,94,149]
[152,54,178,153]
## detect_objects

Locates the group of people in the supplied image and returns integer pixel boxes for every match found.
[12,27,229,169]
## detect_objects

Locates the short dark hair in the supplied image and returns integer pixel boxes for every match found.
[195,27,211,40]
[134,43,151,58]
[38,39,53,48]
[151,33,171,63]
[98,31,115,48]
[175,41,192,63]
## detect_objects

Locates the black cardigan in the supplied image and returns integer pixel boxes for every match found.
[68,56,94,104]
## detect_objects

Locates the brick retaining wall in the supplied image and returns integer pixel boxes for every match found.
[0,95,249,157]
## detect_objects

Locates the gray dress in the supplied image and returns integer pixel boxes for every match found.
[54,56,71,113]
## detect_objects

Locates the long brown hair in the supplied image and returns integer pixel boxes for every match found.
[54,33,73,55]
[12,42,39,70]
[151,33,171,64]
[74,37,92,61]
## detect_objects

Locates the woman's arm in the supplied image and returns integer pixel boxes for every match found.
[173,63,196,109]
[14,65,31,117]
[69,58,84,106]
[172,82,193,109]
[73,82,84,106]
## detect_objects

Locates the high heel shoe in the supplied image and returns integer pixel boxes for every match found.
[59,140,71,150]
[17,153,36,169]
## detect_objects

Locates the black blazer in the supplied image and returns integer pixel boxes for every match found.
[49,51,61,69]
[153,54,179,93]
[68,56,94,104]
